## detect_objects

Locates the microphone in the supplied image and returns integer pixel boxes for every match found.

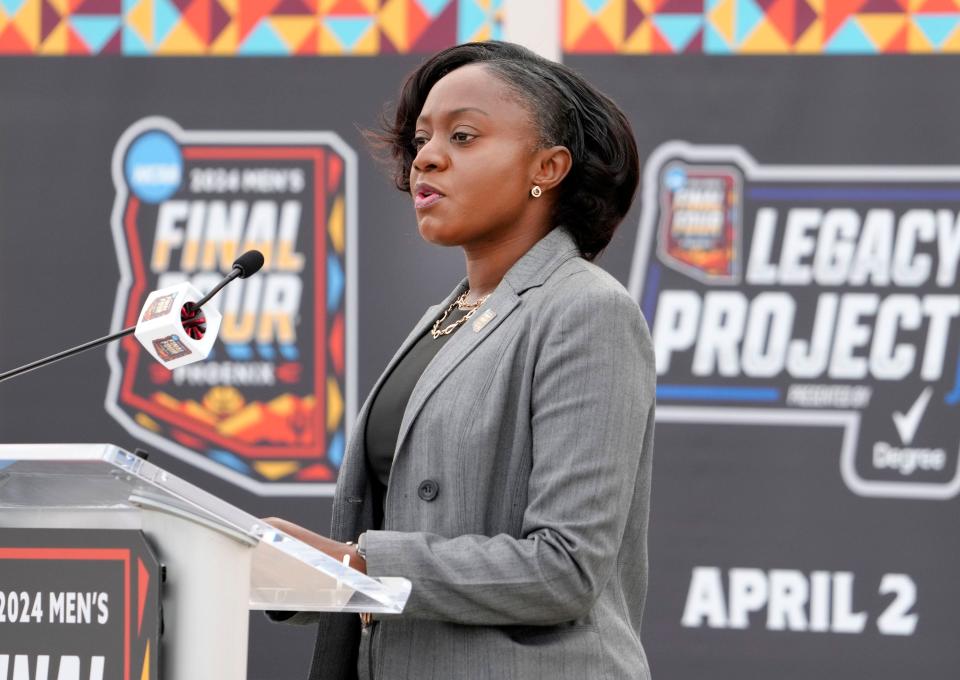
[233,249,266,278]
[194,250,265,309]
[0,250,265,384]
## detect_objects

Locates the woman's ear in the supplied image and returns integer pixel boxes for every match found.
[532,146,573,193]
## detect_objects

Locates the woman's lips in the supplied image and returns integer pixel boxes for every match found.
[415,193,443,209]
[414,184,445,210]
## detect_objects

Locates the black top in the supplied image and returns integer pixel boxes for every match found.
[364,302,472,527]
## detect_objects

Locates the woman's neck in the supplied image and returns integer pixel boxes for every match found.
[461,225,552,304]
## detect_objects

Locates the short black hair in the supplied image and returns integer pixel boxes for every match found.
[373,41,640,261]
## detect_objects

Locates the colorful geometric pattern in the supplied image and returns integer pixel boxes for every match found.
[0,0,502,55]
[564,0,960,53]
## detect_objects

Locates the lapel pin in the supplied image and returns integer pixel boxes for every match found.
[473,309,496,332]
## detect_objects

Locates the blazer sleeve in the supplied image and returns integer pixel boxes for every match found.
[361,285,656,626]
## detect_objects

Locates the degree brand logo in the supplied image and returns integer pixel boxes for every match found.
[106,117,357,496]
[630,141,960,500]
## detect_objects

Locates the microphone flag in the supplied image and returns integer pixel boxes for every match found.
[134,282,223,370]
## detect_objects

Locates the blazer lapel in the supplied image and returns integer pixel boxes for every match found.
[392,227,581,459]
[334,278,468,502]
[334,223,579,532]
[393,287,521,458]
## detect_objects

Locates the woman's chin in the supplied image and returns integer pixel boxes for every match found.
[417,220,465,247]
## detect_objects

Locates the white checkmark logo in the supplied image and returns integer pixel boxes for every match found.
[891,387,933,446]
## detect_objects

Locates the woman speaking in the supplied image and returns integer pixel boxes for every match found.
[268,41,655,680]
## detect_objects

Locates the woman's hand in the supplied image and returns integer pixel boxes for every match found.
[261,517,366,574]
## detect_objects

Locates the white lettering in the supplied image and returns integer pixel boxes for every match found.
[779,209,820,285]
[680,568,907,635]
[828,294,877,379]
[831,572,867,634]
[785,293,837,378]
[849,209,893,286]
[869,294,920,379]
[872,442,947,475]
[681,567,726,628]
[892,209,935,287]
[742,293,794,378]
[920,295,960,380]
[691,292,747,377]
[745,208,779,285]
[653,291,701,374]
[767,569,808,631]
[877,574,918,635]
[935,209,960,286]
[728,568,768,629]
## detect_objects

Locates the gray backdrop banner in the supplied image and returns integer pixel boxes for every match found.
[0,56,956,679]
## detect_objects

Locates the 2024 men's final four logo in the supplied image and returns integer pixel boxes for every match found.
[106,117,356,496]
[630,142,960,501]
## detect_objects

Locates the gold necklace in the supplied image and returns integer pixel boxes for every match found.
[431,291,491,339]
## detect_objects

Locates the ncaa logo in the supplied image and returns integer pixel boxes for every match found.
[631,141,960,501]
[106,117,357,496]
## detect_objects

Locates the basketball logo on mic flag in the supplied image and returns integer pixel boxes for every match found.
[135,281,221,369]
[106,117,357,497]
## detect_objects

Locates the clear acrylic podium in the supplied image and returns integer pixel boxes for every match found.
[0,444,411,680]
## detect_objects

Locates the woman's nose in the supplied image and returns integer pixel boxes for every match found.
[412,138,446,172]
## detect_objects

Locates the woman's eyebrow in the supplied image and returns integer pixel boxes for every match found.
[416,107,490,125]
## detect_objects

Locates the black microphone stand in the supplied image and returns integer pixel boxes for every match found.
[0,256,256,385]
[0,327,137,384]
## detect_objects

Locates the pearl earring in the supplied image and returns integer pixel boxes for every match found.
[530,185,542,198]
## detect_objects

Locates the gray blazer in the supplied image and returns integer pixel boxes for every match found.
[292,226,655,680]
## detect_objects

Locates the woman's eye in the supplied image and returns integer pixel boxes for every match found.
[412,136,428,150]
[451,132,475,144]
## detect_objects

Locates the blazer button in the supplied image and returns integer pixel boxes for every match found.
[417,479,439,502]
